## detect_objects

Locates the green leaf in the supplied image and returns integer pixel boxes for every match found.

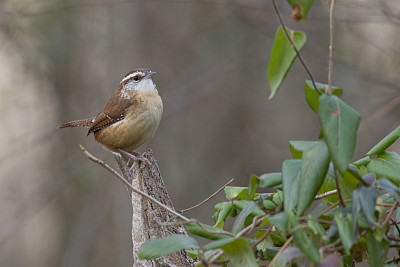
[232,200,265,216]
[367,151,400,185]
[220,238,258,267]
[187,250,198,259]
[289,140,318,159]
[318,94,360,173]
[339,168,360,200]
[353,156,371,167]
[297,140,330,215]
[353,187,378,228]
[202,237,236,250]
[138,234,199,260]
[258,173,282,188]
[232,201,258,234]
[272,247,304,267]
[304,80,343,112]
[253,230,273,252]
[377,178,400,202]
[263,199,277,210]
[282,159,302,213]
[367,126,400,156]
[267,26,306,99]
[359,188,378,227]
[288,212,320,263]
[269,213,288,234]
[224,186,249,200]
[248,174,259,199]
[351,190,361,236]
[186,222,231,240]
[263,191,283,210]
[214,202,233,229]
[286,0,315,21]
[307,218,325,236]
[334,213,355,253]
[366,230,389,267]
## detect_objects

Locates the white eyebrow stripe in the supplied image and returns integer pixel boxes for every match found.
[120,72,143,84]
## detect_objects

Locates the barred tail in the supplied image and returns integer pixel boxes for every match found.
[58,117,95,129]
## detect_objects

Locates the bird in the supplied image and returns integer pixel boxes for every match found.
[58,68,163,163]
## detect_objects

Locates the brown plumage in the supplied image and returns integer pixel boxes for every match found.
[58,68,163,153]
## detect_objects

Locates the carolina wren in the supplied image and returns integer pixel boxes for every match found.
[59,68,163,158]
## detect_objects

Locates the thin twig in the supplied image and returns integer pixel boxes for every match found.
[288,223,308,234]
[79,145,190,222]
[320,238,341,254]
[236,216,267,238]
[268,236,294,267]
[391,217,400,235]
[388,234,400,241]
[382,200,398,228]
[386,256,400,264]
[180,178,235,213]
[378,202,400,207]
[327,0,336,94]
[333,166,345,207]
[251,227,272,248]
[209,215,267,264]
[298,216,333,225]
[316,201,340,218]
[205,249,225,264]
[271,0,321,95]
[315,189,337,200]
[242,216,263,237]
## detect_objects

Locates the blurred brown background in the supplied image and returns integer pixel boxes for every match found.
[1,0,399,266]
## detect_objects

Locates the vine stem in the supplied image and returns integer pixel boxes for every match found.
[271,0,321,95]
[382,201,398,228]
[327,0,336,94]
[268,236,294,267]
[333,166,346,207]
[180,178,234,212]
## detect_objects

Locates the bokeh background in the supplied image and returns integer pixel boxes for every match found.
[1,0,400,266]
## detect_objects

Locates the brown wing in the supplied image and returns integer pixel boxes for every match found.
[88,84,132,135]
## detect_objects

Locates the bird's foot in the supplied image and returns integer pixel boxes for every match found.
[118,149,151,169]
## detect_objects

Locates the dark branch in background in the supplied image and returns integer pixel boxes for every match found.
[271,0,321,95]
[359,96,400,131]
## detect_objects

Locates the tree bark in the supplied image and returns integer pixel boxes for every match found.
[115,150,194,267]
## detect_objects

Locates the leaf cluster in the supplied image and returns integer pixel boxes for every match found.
[138,1,400,266]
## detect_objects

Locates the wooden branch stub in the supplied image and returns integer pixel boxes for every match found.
[115,150,194,267]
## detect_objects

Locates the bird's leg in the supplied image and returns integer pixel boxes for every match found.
[118,149,151,169]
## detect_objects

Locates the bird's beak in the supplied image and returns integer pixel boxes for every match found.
[146,71,156,78]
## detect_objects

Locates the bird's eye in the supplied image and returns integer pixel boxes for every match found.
[133,75,139,81]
